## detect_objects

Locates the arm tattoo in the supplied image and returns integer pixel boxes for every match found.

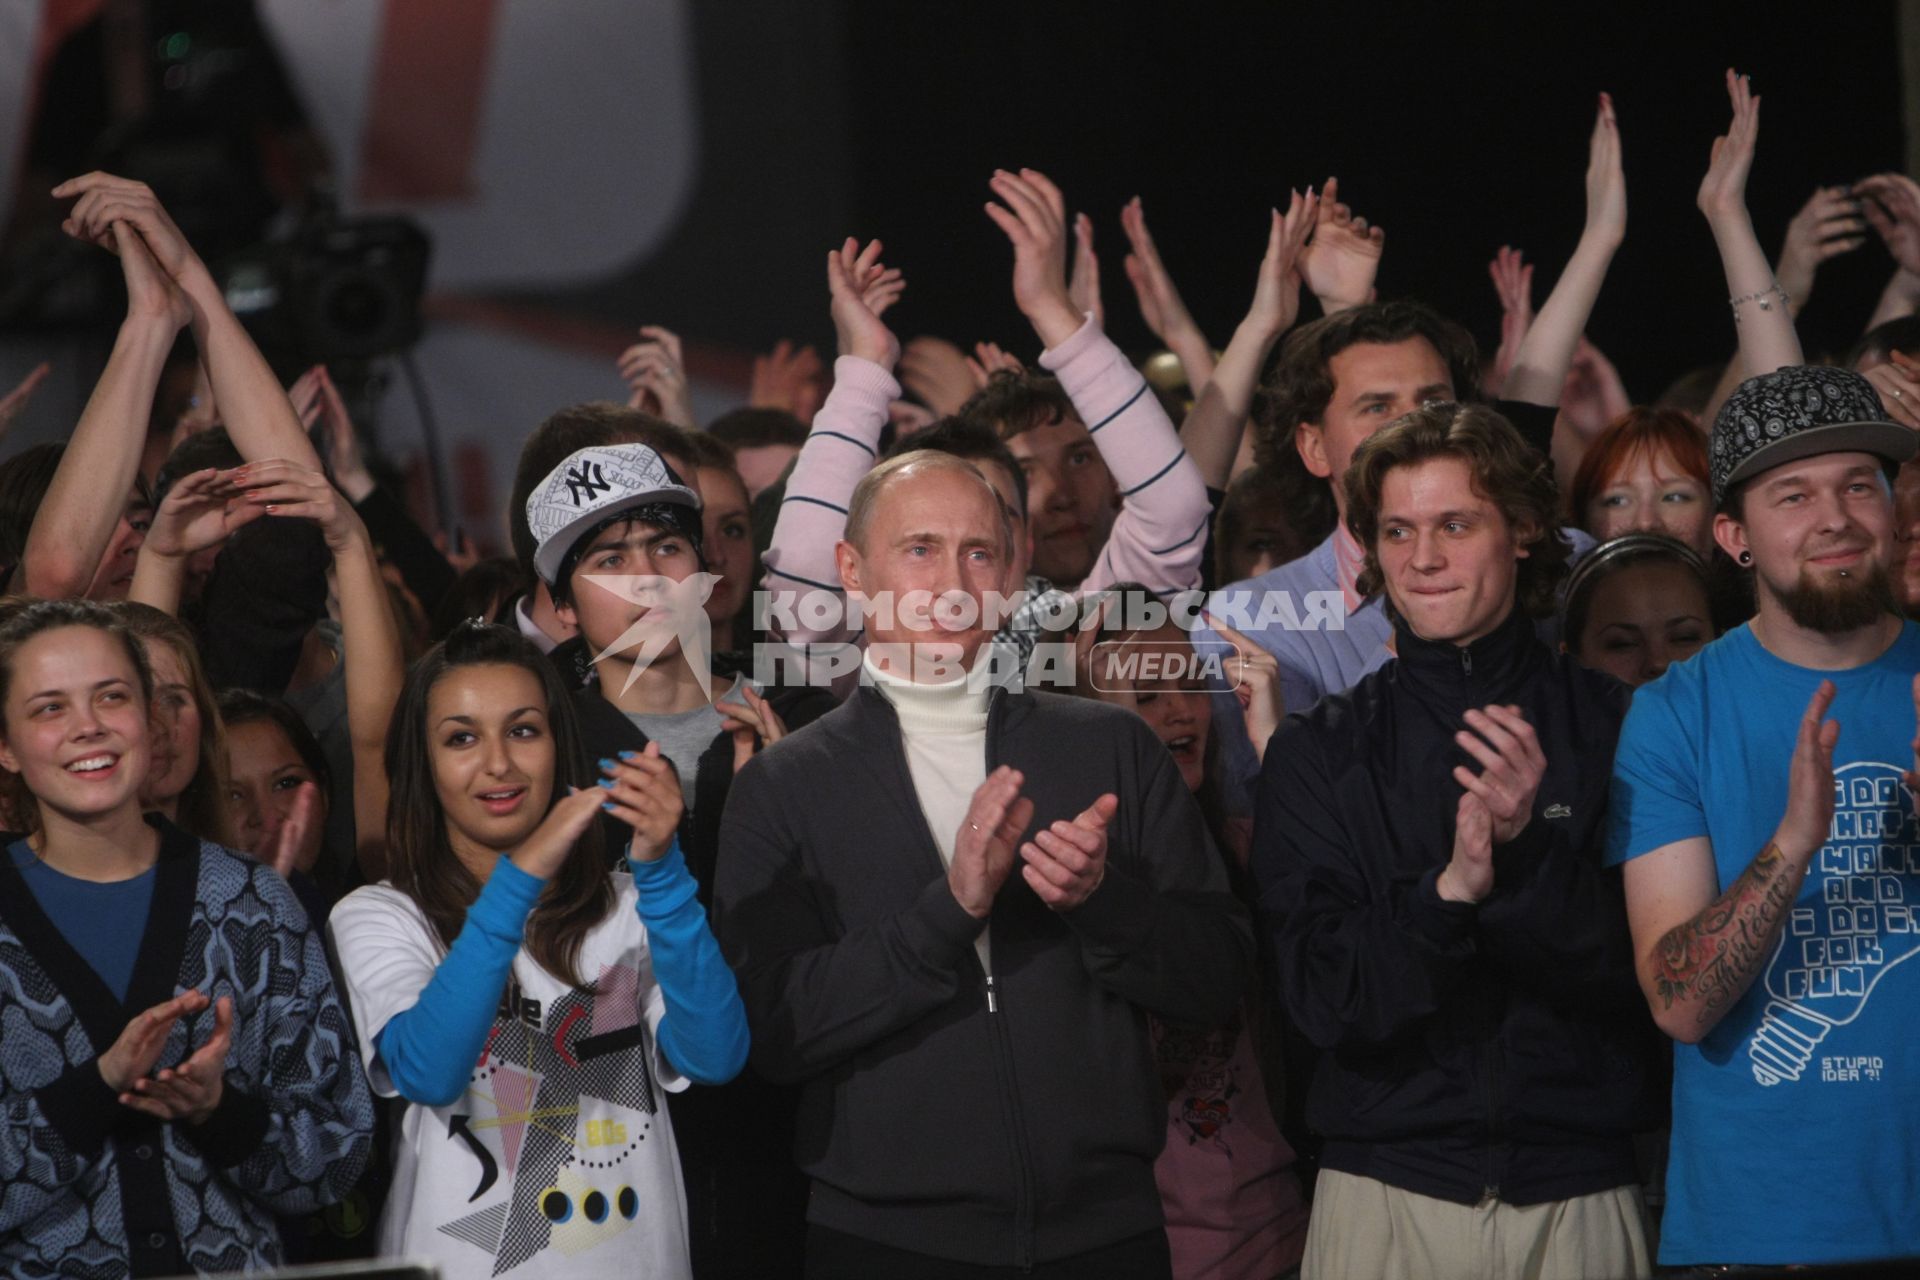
[1651,841,1804,1033]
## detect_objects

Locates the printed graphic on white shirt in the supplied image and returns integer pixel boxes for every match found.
[331,881,689,1279]
[1748,762,1920,1086]
[440,962,669,1275]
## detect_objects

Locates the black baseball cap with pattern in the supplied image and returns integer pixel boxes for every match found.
[1710,365,1917,508]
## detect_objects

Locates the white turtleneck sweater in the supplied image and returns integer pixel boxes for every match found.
[866,650,993,971]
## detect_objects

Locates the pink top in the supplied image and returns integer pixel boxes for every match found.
[1153,817,1308,1279]
[760,316,1212,683]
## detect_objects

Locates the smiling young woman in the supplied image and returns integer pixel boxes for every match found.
[0,599,372,1275]
[326,621,748,1279]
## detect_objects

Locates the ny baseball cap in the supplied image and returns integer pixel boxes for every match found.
[1710,365,1917,508]
[526,444,701,585]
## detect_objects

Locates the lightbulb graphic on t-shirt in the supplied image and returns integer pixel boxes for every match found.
[1748,762,1920,1086]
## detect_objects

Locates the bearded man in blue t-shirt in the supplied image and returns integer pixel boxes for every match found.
[1609,365,1920,1267]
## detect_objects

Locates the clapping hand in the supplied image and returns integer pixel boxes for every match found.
[1299,176,1384,313]
[827,238,907,369]
[619,326,700,429]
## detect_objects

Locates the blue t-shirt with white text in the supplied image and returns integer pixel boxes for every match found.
[1607,622,1920,1264]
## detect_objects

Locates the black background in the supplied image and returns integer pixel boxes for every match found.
[571,0,1907,400]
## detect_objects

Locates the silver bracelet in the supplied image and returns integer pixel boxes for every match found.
[1729,284,1790,323]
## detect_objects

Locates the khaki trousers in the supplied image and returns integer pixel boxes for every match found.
[1301,1169,1651,1280]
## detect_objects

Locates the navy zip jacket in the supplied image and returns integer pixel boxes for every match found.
[713,684,1252,1269]
[1252,605,1665,1207]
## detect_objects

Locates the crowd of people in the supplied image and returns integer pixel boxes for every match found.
[5,68,1920,1279]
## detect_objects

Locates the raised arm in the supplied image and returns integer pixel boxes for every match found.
[1622,681,1835,1043]
[1296,177,1383,317]
[760,239,904,672]
[1856,172,1920,331]
[53,173,323,471]
[1179,191,1317,488]
[1698,71,1803,396]
[127,467,264,615]
[236,460,406,880]
[987,168,1212,594]
[1775,185,1869,318]
[1119,196,1216,393]
[330,790,605,1106]
[618,325,700,429]
[19,222,186,599]
[1502,93,1627,410]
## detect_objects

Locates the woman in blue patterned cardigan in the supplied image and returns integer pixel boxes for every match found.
[0,599,374,1276]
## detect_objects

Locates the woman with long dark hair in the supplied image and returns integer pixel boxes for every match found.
[327,621,747,1278]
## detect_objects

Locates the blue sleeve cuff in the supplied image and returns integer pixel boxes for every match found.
[631,838,750,1085]
[378,861,542,1106]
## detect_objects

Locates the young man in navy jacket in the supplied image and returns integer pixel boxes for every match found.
[1252,402,1664,1279]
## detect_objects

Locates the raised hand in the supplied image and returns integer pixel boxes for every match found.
[508,785,609,881]
[237,458,367,554]
[950,765,1034,919]
[0,362,49,439]
[964,340,1025,388]
[1777,186,1869,308]
[899,337,977,415]
[1204,613,1283,762]
[1585,91,1627,248]
[1451,704,1546,844]
[264,780,320,879]
[97,989,211,1092]
[1484,246,1535,397]
[1436,792,1495,904]
[1559,337,1633,440]
[598,742,684,861]
[116,221,191,332]
[1865,352,1920,430]
[1776,680,1839,859]
[435,527,482,574]
[748,339,826,424]
[619,325,700,428]
[719,684,788,775]
[142,466,265,559]
[120,997,233,1124]
[1298,176,1384,313]
[1069,212,1104,330]
[53,173,204,287]
[1119,197,1203,349]
[1698,70,1760,226]
[826,238,907,369]
[1021,792,1116,911]
[289,365,376,502]
[1243,188,1320,340]
[1855,172,1920,277]
[984,168,1083,347]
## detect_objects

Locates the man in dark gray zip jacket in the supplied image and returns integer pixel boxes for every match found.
[713,450,1252,1277]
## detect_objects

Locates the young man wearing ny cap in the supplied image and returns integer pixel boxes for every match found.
[1608,365,1920,1267]
[525,441,832,1277]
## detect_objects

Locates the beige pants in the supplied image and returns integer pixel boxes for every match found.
[1301,1169,1651,1280]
